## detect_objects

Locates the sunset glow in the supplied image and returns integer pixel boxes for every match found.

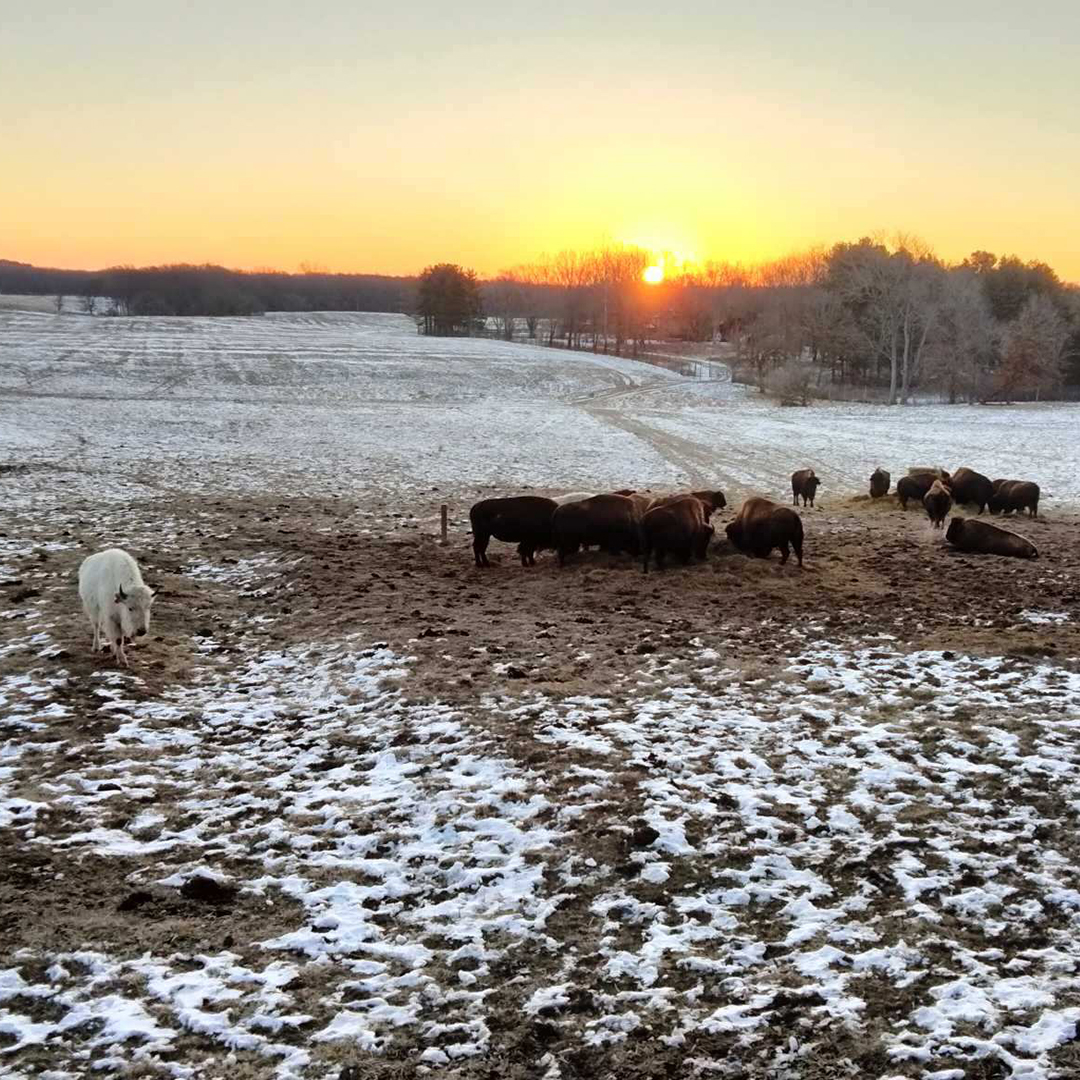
[4,4,1079,279]
[642,265,664,285]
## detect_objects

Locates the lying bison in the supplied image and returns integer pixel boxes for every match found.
[989,479,1040,518]
[948,467,993,514]
[897,471,950,509]
[470,496,557,567]
[923,479,952,528]
[641,496,714,572]
[791,469,820,507]
[946,518,1038,559]
[869,468,890,499]
[725,497,804,566]
[552,494,639,566]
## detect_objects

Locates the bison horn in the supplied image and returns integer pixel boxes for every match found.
[116,585,127,601]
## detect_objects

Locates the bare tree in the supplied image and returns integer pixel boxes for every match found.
[80,293,98,316]
[996,293,1071,401]
[923,271,996,402]
[484,276,522,340]
[827,235,943,404]
[54,294,65,314]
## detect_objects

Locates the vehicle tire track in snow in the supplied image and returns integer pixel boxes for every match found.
[583,407,717,487]
[563,376,675,407]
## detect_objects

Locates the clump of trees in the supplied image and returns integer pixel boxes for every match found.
[416,264,483,336]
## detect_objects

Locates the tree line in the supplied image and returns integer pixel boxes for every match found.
[420,238,1077,404]
[0,260,412,317]
[6,234,1079,403]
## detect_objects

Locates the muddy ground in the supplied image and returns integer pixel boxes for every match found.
[2,488,1079,1079]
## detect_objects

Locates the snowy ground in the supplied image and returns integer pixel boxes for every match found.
[2,308,1080,1078]
[3,306,1078,506]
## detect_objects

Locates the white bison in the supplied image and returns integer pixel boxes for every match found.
[78,548,155,665]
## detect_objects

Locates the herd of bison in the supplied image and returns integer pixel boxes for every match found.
[470,465,1042,572]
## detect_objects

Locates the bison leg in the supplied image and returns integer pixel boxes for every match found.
[793,534,804,567]
[473,532,491,568]
[779,542,789,565]
[517,543,535,567]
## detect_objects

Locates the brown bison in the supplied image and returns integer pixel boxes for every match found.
[946,518,1038,559]
[948,467,993,514]
[641,497,714,572]
[552,494,640,566]
[923,479,952,528]
[988,479,1040,518]
[725,497,804,566]
[791,469,820,507]
[869,468,890,499]
[470,496,557,568]
[622,492,658,519]
[897,471,950,509]
[647,490,727,518]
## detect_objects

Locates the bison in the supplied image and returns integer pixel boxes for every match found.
[641,496,714,572]
[470,496,557,568]
[948,467,993,514]
[78,548,155,666]
[923,479,952,528]
[897,471,950,509]
[552,491,596,506]
[869,468,890,499]
[791,469,820,507]
[725,497,804,566]
[945,518,1038,559]
[552,494,640,566]
[647,490,726,518]
[988,479,1040,518]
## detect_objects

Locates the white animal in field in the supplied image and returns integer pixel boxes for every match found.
[78,548,155,666]
[552,491,596,506]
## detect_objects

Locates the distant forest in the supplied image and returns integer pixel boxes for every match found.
[0,260,413,317]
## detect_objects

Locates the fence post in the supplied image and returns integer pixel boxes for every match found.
[440,503,448,546]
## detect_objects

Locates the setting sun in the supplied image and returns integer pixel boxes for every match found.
[643,265,664,284]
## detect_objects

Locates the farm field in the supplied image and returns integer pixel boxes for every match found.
[2,308,1080,1080]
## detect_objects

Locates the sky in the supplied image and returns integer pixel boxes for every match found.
[3,1,1079,280]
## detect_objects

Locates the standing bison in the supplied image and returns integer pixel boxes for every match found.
[791,469,820,507]
[988,479,1040,518]
[923,479,952,528]
[946,518,1038,559]
[725,497,804,566]
[647,490,726,517]
[948,468,993,514]
[641,497,714,572]
[897,470,950,509]
[79,548,156,666]
[869,468,890,499]
[470,496,557,567]
[552,494,640,566]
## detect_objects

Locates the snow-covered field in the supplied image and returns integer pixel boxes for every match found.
[2,307,1080,1078]
[2,307,1078,505]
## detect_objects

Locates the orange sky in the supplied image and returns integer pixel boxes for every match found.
[4,3,1079,281]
